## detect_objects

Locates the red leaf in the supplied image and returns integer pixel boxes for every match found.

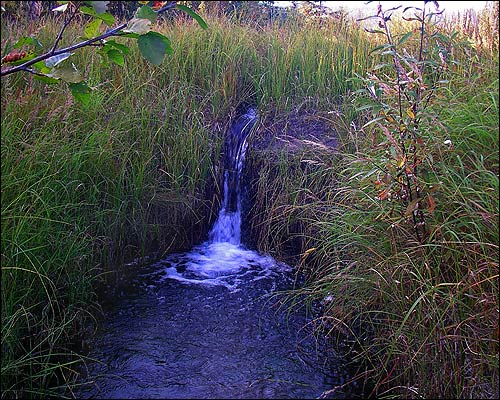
[1,51,28,64]
[427,194,436,213]
[152,1,167,10]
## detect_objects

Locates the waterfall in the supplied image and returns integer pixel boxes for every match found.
[209,108,257,245]
[151,106,277,290]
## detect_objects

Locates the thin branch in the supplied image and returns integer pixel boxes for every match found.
[19,66,49,77]
[1,1,179,78]
[156,2,178,14]
[357,14,380,22]
[51,2,82,55]
[1,24,126,76]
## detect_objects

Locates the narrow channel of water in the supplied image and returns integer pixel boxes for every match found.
[75,109,354,399]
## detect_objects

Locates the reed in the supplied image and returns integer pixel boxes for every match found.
[1,14,219,398]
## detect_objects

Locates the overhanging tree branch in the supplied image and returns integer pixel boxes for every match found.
[50,1,83,55]
[0,1,178,77]
[1,24,126,76]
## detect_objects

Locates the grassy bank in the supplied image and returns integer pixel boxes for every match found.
[1,2,498,399]
[245,4,499,399]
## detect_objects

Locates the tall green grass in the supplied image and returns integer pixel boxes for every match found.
[258,17,499,398]
[1,10,369,397]
[325,68,498,399]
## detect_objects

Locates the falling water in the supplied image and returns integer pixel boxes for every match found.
[209,108,256,245]
[75,108,354,399]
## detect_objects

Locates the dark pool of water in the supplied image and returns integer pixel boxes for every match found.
[75,243,355,399]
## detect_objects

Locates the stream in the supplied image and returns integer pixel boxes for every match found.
[75,109,355,399]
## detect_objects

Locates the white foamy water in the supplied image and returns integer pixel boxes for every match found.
[152,241,290,292]
[208,186,243,245]
[208,109,254,245]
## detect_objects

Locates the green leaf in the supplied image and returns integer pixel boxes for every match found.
[33,61,51,74]
[372,63,392,70]
[370,44,394,54]
[390,146,397,159]
[362,116,386,129]
[408,90,418,99]
[13,36,43,51]
[365,29,386,35]
[118,32,140,39]
[49,63,83,83]
[107,49,124,66]
[80,5,114,25]
[97,48,110,67]
[97,11,115,25]
[135,5,157,23]
[2,51,36,65]
[423,60,440,68]
[34,75,60,84]
[84,18,102,38]
[380,50,397,56]
[45,52,73,68]
[80,5,97,16]
[106,40,130,55]
[98,43,113,54]
[175,4,208,29]
[68,82,92,106]
[404,198,420,217]
[398,31,413,46]
[124,18,152,35]
[137,32,172,65]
